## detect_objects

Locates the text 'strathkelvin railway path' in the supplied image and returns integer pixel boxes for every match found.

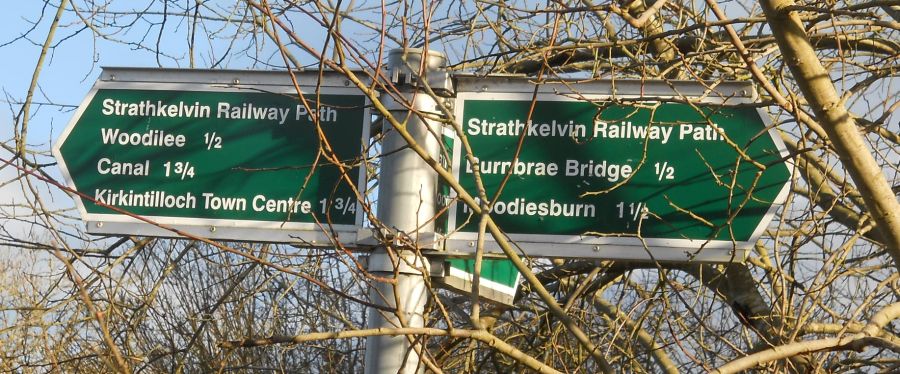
[442,77,792,262]
[53,68,369,244]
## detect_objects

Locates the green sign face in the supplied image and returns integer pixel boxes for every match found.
[447,258,519,289]
[447,94,790,255]
[54,76,367,241]
[442,258,521,305]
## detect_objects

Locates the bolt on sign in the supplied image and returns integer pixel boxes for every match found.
[443,78,792,261]
[53,68,369,245]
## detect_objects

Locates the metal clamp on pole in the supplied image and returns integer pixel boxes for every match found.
[387,49,452,96]
[364,48,451,374]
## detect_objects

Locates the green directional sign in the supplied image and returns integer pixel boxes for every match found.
[53,69,368,243]
[439,258,521,305]
[445,88,791,260]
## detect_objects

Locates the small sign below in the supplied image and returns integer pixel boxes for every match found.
[437,258,521,306]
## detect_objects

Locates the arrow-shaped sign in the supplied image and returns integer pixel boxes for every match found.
[443,79,792,261]
[53,68,369,244]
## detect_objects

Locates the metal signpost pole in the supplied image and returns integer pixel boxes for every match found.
[364,49,448,374]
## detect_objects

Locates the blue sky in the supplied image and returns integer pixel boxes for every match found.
[0,1,304,247]
[2,2,269,142]
[0,1,387,250]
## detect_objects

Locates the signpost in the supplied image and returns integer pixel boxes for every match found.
[444,78,792,261]
[52,61,794,373]
[53,68,369,244]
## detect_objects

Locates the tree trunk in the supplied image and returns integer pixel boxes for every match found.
[760,0,900,269]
